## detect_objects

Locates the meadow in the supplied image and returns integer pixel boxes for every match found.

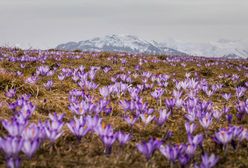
[0,47,247,168]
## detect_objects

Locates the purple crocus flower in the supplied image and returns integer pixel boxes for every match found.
[47,70,54,77]
[185,122,197,135]
[199,113,213,129]
[185,112,196,122]
[22,139,40,158]
[85,81,99,90]
[159,144,179,163]
[67,116,89,140]
[236,101,247,121]
[44,80,53,90]
[58,74,65,81]
[213,128,233,146]
[237,128,248,141]
[22,123,41,158]
[18,101,35,119]
[119,100,130,112]
[137,138,162,160]
[2,119,27,137]
[13,114,28,127]
[25,75,38,84]
[44,125,63,142]
[96,124,116,155]
[102,66,112,73]
[101,134,117,155]
[205,90,214,97]
[185,72,191,78]
[20,64,25,69]
[165,98,176,113]
[173,90,183,99]
[200,153,219,168]
[69,100,93,115]
[37,121,47,140]
[49,112,64,122]
[21,123,40,140]
[121,58,127,65]
[185,144,197,156]
[0,136,23,157]
[95,124,113,136]
[123,115,138,127]
[147,108,154,115]
[44,113,64,142]
[7,157,21,168]
[230,126,243,139]
[5,88,16,98]
[178,154,190,167]
[156,109,170,126]
[151,88,164,100]
[188,134,204,146]
[116,131,131,146]
[99,86,110,99]
[140,114,155,126]
[36,65,50,76]
[86,115,102,131]
[222,93,231,101]
[226,114,233,124]
[236,87,246,99]
[213,110,223,121]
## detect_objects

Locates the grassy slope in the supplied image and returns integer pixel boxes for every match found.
[0,49,247,168]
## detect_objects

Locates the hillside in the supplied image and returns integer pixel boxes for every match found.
[0,47,247,168]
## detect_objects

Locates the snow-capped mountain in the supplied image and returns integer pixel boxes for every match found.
[160,39,248,58]
[56,35,248,58]
[56,34,186,56]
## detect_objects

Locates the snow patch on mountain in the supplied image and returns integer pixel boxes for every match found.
[56,34,186,56]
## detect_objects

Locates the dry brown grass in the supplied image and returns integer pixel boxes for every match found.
[0,48,247,167]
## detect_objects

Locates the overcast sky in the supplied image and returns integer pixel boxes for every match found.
[0,0,247,49]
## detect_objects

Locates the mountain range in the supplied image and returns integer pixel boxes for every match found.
[56,34,248,58]
[161,38,248,58]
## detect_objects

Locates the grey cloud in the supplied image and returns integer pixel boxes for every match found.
[0,0,247,48]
